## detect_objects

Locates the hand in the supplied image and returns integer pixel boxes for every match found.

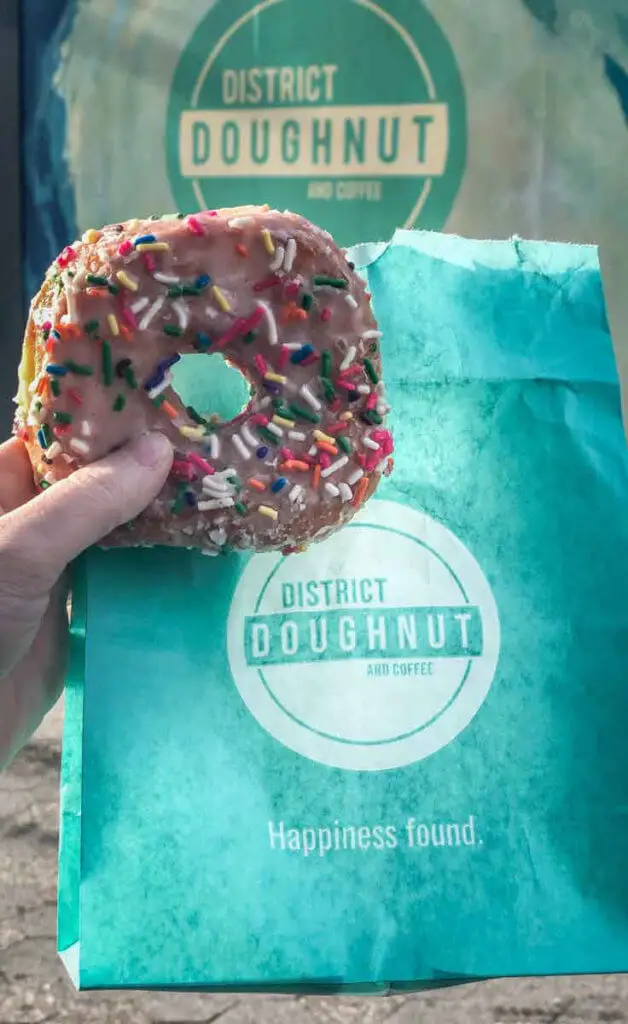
[0,432,172,767]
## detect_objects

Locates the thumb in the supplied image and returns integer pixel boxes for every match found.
[0,431,172,596]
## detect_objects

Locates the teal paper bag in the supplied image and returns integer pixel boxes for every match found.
[59,230,628,991]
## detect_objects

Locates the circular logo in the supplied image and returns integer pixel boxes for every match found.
[167,0,466,247]
[228,500,500,771]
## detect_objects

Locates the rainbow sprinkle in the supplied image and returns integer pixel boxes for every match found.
[211,285,231,312]
[116,270,139,292]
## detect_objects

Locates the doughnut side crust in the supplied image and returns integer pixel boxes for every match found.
[15,207,393,555]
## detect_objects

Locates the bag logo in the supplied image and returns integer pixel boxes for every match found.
[167,0,466,247]
[228,500,500,770]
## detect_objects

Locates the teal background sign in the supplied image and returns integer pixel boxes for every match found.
[19,0,628,365]
[167,0,467,246]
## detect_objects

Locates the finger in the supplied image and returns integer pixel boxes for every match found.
[0,431,172,597]
[0,438,38,513]
[0,577,68,768]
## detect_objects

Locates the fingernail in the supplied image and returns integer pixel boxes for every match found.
[130,431,173,469]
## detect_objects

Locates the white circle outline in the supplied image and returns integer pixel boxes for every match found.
[186,0,437,226]
[227,500,501,771]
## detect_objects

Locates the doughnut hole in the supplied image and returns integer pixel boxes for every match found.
[170,352,252,424]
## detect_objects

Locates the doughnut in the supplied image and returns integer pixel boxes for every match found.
[14,206,394,555]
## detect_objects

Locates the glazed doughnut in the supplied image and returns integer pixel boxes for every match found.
[15,206,393,555]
